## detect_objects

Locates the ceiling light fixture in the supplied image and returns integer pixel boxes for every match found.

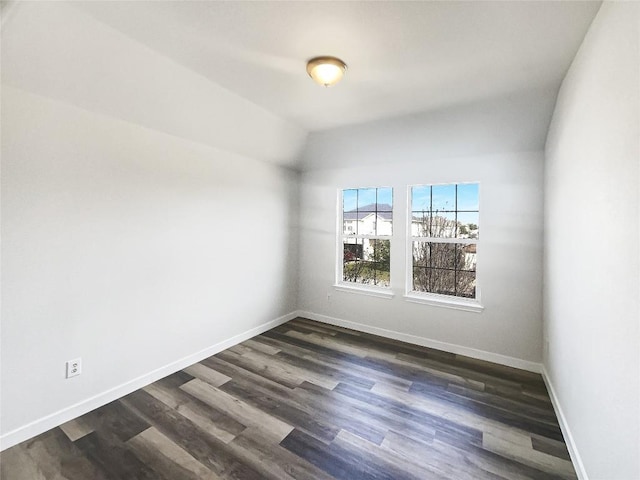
[306,56,347,87]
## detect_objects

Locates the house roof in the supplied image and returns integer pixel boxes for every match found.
[344,203,392,221]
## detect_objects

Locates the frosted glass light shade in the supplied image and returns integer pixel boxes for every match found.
[306,57,347,87]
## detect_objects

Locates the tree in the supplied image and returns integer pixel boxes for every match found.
[343,239,390,286]
[371,239,390,272]
[412,215,476,297]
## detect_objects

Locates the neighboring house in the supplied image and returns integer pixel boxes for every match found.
[343,205,478,266]
[462,243,477,271]
[343,203,392,261]
[343,203,392,236]
[410,214,478,240]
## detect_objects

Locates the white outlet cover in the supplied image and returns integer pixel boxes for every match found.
[66,358,82,378]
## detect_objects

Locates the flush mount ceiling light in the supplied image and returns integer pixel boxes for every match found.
[306,56,347,87]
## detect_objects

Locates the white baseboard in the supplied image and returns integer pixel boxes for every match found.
[541,365,588,480]
[297,310,542,373]
[0,311,297,452]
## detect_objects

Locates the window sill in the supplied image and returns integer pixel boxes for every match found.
[403,293,484,312]
[333,284,395,299]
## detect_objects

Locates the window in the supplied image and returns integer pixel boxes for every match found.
[409,183,479,302]
[339,187,393,289]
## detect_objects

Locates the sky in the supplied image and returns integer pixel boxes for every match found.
[343,187,392,211]
[411,183,479,212]
[343,184,479,225]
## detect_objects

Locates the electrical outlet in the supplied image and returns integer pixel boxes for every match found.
[66,358,82,378]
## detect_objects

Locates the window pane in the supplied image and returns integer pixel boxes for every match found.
[412,241,477,298]
[343,189,359,235]
[430,269,456,296]
[375,188,393,235]
[357,188,377,210]
[411,212,430,237]
[367,239,391,286]
[368,239,391,270]
[430,212,457,238]
[343,260,363,283]
[343,239,363,282]
[341,187,393,288]
[413,267,429,292]
[459,244,477,271]
[457,183,479,211]
[431,184,456,213]
[376,209,393,235]
[409,182,479,300]
[358,213,377,235]
[343,189,358,213]
[412,185,431,212]
[412,241,429,268]
[456,271,476,298]
[343,237,363,259]
[457,211,479,239]
[376,187,393,209]
[343,239,390,287]
[412,183,479,240]
[343,220,357,235]
[343,187,393,236]
[428,242,456,270]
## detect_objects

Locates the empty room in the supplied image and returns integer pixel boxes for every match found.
[1,1,638,479]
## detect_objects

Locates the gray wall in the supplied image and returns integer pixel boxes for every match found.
[544,2,639,478]
[298,102,546,368]
[1,2,302,446]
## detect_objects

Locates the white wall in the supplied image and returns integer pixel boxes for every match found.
[544,3,639,479]
[1,2,302,446]
[1,2,307,167]
[299,104,546,367]
[300,86,557,172]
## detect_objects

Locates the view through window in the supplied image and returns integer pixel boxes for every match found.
[341,187,393,288]
[410,183,479,299]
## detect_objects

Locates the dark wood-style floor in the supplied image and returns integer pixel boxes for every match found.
[1,318,576,480]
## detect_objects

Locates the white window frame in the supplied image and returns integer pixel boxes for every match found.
[404,183,483,312]
[335,187,395,299]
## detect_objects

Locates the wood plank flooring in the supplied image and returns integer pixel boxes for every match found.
[0,318,576,480]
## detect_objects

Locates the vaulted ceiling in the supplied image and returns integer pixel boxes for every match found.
[73,1,601,132]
